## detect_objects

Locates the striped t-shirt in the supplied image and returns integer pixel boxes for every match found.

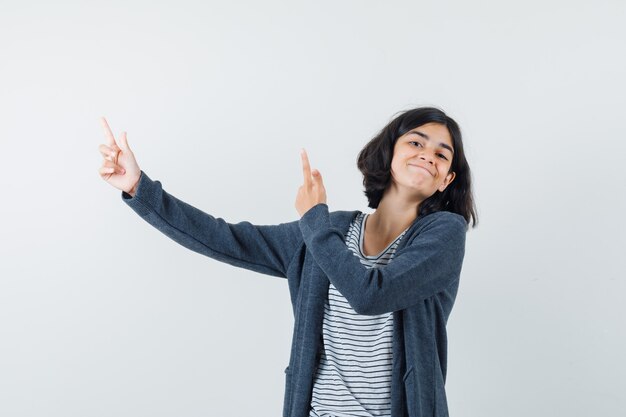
[309,212,410,417]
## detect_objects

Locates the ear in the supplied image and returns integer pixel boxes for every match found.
[438,171,456,192]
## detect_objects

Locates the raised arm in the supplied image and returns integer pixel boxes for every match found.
[298,203,467,315]
[96,117,301,278]
[122,170,302,278]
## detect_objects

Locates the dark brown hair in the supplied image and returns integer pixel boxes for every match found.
[356,106,478,228]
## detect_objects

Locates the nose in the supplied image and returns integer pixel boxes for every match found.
[418,150,435,164]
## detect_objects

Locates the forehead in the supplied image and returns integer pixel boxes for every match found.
[400,122,454,149]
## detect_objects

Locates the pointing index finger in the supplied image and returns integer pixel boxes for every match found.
[301,148,312,185]
[100,116,117,147]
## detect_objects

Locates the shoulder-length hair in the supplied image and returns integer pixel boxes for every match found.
[356,106,478,228]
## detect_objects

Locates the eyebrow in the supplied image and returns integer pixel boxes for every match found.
[408,129,454,155]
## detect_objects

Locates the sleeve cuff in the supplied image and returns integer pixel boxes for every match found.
[298,203,331,242]
[120,170,162,216]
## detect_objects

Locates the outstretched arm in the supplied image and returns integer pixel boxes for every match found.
[299,203,467,315]
[122,170,302,278]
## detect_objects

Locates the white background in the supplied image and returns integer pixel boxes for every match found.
[1,1,624,416]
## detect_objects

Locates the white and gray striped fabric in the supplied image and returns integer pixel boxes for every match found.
[309,212,410,417]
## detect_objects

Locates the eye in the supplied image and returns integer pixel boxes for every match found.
[410,141,448,160]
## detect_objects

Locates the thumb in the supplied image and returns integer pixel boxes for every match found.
[313,169,323,183]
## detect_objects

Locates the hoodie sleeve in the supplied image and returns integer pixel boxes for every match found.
[298,203,467,315]
[121,170,302,278]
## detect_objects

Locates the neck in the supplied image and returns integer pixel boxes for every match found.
[367,186,424,237]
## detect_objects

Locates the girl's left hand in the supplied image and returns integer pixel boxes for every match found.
[295,148,327,217]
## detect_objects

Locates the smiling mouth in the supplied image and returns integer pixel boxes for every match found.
[408,164,432,176]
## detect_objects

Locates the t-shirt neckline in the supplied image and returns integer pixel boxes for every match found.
[358,213,409,259]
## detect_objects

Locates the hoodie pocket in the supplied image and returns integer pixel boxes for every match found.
[282,366,293,417]
[433,356,449,416]
[403,366,416,416]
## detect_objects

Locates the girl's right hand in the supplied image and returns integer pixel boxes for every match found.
[97,116,142,195]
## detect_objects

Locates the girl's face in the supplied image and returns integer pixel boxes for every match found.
[389,122,456,199]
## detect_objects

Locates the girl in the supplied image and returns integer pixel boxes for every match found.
[98,107,477,417]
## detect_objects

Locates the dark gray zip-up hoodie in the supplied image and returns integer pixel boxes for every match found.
[121,170,467,417]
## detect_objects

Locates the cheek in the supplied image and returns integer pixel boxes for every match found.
[390,157,406,173]
[389,159,404,180]
[392,150,410,164]
[441,170,453,185]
